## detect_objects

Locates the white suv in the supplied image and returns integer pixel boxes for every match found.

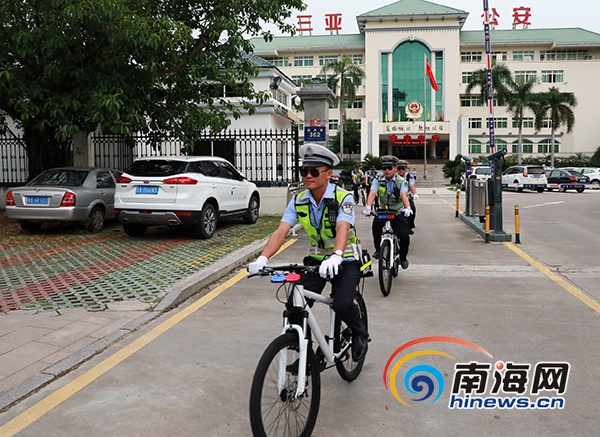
[114,156,260,238]
[461,166,492,190]
[501,165,547,193]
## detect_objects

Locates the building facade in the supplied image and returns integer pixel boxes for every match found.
[251,0,600,161]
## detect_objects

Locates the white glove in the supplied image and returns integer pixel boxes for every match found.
[362,205,372,217]
[248,255,268,274]
[413,194,419,201]
[403,208,413,218]
[319,254,343,279]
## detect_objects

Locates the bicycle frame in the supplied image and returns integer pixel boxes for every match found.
[280,283,350,399]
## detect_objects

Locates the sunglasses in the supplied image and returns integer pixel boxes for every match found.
[382,166,394,171]
[398,166,407,170]
[300,168,327,177]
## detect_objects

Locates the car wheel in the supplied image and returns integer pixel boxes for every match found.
[559,186,567,193]
[576,187,585,193]
[123,223,147,237]
[19,220,42,233]
[192,203,217,239]
[536,188,545,193]
[85,206,105,233]
[243,195,260,224]
[590,180,599,189]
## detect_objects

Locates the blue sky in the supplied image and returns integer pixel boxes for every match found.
[274,0,600,35]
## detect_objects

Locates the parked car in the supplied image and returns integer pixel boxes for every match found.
[460,165,492,190]
[5,167,121,233]
[546,169,589,192]
[561,167,600,189]
[330,169,353,189]
[114,156,260,238]
[501,165,547,193]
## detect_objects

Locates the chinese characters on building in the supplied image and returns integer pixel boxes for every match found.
[481,6,532,29]
[297,13,343,35]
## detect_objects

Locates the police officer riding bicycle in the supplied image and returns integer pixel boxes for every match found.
[248,143,369,361]
[362,155,413,269]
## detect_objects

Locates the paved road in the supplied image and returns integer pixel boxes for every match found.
[1,188,599,436]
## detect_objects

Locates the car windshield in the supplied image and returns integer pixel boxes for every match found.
[28,169,89,187]
[527,167,545,175]
[127,160,189,176]
[474,167,491,175]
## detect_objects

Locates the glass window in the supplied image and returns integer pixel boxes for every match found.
[268,57,289,67]
[328,120,339,130]
[487,118,508,129]
[469,140,482,154]
[319,55,338,66]
[468,118,482,129]
[513,50,535,61]
[461,52,482,62]
[491,51,507,62]
[350,54,363,64]
[461,72,474,84]
[514,70,537,84]
[512,140,533,153]
[96,171,115,189]
[541,70,564,83]
[538,140,559,153]
[293,56,314,67]
[512,117,534,128]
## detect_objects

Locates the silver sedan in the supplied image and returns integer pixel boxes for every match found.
[5,167,122,233]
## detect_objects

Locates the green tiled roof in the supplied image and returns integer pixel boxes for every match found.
[250,34,365,56]
[358,0,466,18]
[461,28,600,47]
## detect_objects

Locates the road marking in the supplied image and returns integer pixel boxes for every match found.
[521,201,564,209]
[0,239,297,436]
[504,242,600,314]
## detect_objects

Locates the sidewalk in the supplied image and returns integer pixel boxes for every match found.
[0,216,280,411]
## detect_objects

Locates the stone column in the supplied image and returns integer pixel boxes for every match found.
[296,81,335,149]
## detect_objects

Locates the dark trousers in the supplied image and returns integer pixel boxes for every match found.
[301,256,368,338]
[352,183,360,202]
[372,215,411,261]
[409,198,416,228]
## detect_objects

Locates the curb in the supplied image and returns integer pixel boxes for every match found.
[0,233,276,413]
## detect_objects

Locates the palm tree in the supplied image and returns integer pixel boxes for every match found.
[533,87,578,167]
[465,62,513,105]
[505,78,538,165]
[321,55,366,160]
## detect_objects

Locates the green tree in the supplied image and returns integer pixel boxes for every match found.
[320,55,366,160]
[533,87,578,167]
[505,78,538,165]
[0,0,304,177]
[329,119,361,154]
[465,62,513,105]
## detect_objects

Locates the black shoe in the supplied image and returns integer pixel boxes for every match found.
[372,250,379,259]
[401,259,409,270]
[352,334,369,361]
[409,229,414,235]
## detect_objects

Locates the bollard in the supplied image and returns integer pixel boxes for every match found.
[455,190,460,218]
[514,205,521,244]
[485,205,490,243]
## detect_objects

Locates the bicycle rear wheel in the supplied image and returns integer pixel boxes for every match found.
[249,332,321,437]
[335,291,369,381]
[378,239,393,296]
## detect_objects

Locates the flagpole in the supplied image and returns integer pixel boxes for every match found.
[423,54,427,180]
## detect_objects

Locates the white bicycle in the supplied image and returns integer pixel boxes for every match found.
[248,264,368,437]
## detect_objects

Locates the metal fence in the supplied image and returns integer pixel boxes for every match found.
[0,134,28,186]
[2,127,299,186]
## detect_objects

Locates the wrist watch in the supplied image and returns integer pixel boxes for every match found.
[334,250,344,257]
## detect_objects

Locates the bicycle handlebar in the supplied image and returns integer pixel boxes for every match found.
[247,264,320,278]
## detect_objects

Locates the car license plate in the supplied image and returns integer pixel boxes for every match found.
[532,174,541,178]
[26,196,49,205]
[135,186,159,195]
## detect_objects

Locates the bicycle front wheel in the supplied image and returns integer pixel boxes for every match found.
[249,332,321,437]
[378,239,393,296]
[335,291,369,381]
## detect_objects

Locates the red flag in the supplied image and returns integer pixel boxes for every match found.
[425,57,439,91]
